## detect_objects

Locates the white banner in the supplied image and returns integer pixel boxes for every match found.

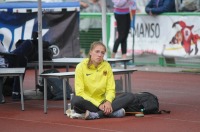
[109,15,200,58]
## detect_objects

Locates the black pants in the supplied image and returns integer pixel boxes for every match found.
[71,92,135,118]
[113,13,130,54]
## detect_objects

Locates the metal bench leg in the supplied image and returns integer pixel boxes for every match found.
[44,78,47,114]
[19,75,24,111]
[128,73,132,92]
[35,66,38,95]
[124,74,128,92]
[63,79,67,115]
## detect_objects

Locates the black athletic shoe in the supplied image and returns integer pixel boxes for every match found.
[0,95,5,104]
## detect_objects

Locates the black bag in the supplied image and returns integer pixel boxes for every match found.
[125,92,170,114]
[38,69,73,100]
[115,77,123,93]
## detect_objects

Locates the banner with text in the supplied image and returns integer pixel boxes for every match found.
[0,11,80,58]
[109,15,200,58]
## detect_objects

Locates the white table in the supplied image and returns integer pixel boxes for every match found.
[28,58,132,69]
[0,68,25,110]
[40,68,137,114]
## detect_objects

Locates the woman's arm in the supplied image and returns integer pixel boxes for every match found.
[147,0,175,15]
[105,65,116,103]
[145,0,154,14]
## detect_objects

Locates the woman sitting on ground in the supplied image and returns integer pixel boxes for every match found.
[70,41,134,120]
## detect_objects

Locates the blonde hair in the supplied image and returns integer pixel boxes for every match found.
[87,41,106,68]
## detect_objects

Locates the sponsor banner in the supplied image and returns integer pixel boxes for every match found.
[109,15,200,58]
[0,11,80,58]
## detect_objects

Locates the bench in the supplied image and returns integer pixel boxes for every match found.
[40,68,137,114]
[28,58,133,92]
[28,58,132,69]
[0,68,25,110]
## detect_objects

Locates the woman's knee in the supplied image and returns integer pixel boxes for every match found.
[71,96,84,106]
[118,34,127,42]
[125,92,135,101]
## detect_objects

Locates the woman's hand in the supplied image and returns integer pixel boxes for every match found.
[80,2,89,8]
[99,101,113,115]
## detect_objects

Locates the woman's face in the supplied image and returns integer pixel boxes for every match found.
[89,45,105,66]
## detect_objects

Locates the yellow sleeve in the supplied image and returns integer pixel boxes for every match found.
[105,64,116,103]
